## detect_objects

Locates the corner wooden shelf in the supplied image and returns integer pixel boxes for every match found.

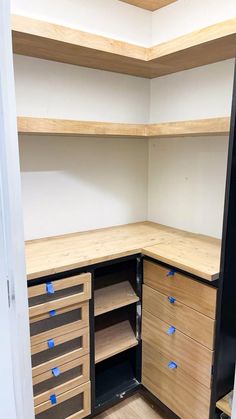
[17,116,230,138]
[95,320,138,363]
[95,281,139,316]
[12,15,236,78]
[119,0,177,11]
[216,391,233,417]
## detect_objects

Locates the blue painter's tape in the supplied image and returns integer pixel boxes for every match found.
[46,282,55,294]
[168,361,178,369]
[49,309,57,317]
[50,394,57,405]
[47,339,55,349]
[167,326,176,335]
[166,269,176,277]
[52,367,60,377]
[168,296,176,304]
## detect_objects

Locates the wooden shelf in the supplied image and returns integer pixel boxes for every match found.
[12,15,236,78]
[17,117,230,138]
[95,320,138,363]
[95,281,139,316]
[119,0,177,11]
[216,391,233,416]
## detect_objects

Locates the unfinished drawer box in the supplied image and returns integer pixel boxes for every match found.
[142,310,213,388]
[144,260,217,318]
[35,381,91,418]
[33,353,89,398]
[143,284,215,349]
[28,273,91,318]
[142,341,211,419]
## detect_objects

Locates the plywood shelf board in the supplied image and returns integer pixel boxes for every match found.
[25,222,221,281]
[95,281,139,316]
[17,117,230,138]
[216,391,233,416]
[12,15,236,78]
[119,0,177,11]
[95,320,138,363]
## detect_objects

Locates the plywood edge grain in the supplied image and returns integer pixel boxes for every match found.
[17,117,146,138]
[18,117,230,138]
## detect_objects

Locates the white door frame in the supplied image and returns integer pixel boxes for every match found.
[0,1,34,418]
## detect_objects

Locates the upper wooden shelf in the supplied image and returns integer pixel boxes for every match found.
[12,15,236,78]
[95,281,139,316]
[216,391,233,416]
[119,0,177,11]
[25,222,221,281]
[17,116,230,138]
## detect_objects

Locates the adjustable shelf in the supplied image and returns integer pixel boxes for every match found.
[17,116,230,138]
[95,320,138,363]
[119,0,177,11]
[216,391,233,417]
[95,281,139,316]
[12,15,236,78]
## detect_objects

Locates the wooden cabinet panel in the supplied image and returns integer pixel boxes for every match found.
[142,310,213,388]
[144,260,217,318]
[142,341,211,419]
[143,284,215,349]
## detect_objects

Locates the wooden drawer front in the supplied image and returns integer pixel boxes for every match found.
[33,353,89,397]
[142,310,213,388]
[144,260,216,319]
[142,342,211,419]
[35,381,91,418]
[30,302,89,346]
[28,273,91,319]
[31,327,89,368]
[143,285,215,350]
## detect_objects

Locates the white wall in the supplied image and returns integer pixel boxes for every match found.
[19,135,148,239]
[152,0,236,44]
[148,60,234,238]
[14,55,150,123]
[11,0,151,46]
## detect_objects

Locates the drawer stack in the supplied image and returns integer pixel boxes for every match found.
[28,273,91,419]
[142,260,217,419]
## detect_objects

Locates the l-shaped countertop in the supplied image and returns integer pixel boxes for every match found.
[25,222,221,282]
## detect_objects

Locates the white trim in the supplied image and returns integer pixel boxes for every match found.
[0,1,34,418]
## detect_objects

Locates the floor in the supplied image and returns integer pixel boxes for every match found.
[95,393,166,418]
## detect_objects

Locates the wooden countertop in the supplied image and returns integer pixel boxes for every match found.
[25,222,221,281]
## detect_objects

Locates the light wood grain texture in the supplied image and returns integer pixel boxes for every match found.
[143,234,221,282]
[28,273,91,298]
[12,15,236,78]
[144,260,217,317]
[95,281,139,316]
[95,393,166,418]
[147,117,230,137]
[32,349,89,378]
[216,391,233,416]
[17,116,230,138]
[35,381,90,415]
[95,320,138,363]
[66,381,91,419]
[143,284,215,349]
[119,0,177,11]
[142,342,211,419]
[30,303,89,346]
[25,222,221,281]
[31,326,89,356]
[142,310,213,388]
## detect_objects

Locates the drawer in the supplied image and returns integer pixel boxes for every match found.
[143,285,215,349]
[31,327,89,368]
[28,273,91,319]
[142,310,213,388]
[142,341,211,419]
[33,354,89,398]
[144,260,217,318]
[30,302,89,346]
[35,381,91,418]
